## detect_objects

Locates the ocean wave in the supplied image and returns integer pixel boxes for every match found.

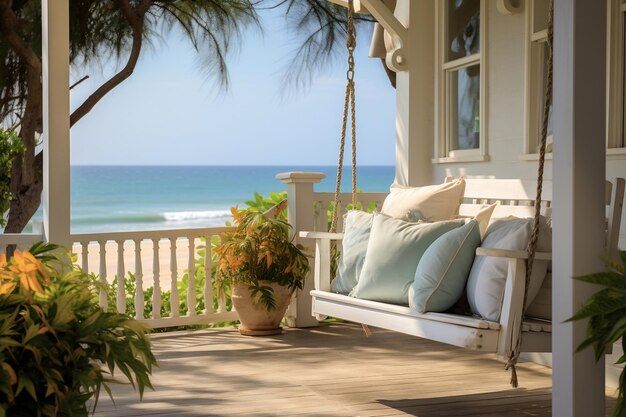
[162,210,232,222]
[73,210,232,225]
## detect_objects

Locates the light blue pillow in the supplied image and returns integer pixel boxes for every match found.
[351,214,465,305]
[331,211,374,294]
[409,220,481,313]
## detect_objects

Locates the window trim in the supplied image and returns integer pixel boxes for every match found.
[433,0,488,164]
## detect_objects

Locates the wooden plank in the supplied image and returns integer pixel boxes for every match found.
[92,324,619,417]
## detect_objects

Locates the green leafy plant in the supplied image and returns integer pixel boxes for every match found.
[0,242,156,417]
[0,128,24,228]
[569,250,626,417]
[215,207,309,311]
[244,191,288,220]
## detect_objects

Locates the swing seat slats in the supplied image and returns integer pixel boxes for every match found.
[301,178,625,359]
[311,290,501,351]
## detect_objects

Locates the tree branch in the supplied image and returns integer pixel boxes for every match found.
[0,0,41,72]
[70,0,152,126]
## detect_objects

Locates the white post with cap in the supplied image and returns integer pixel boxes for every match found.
[277,172,326,328]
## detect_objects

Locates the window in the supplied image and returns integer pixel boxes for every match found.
[524,0,553,156]
[435,0,486,162]
[608,0,626,150]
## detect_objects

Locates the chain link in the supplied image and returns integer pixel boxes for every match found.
[330,0,358,232]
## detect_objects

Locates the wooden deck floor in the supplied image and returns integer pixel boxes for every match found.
[94,323,617,417]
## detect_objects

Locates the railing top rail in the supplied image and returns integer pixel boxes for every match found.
[0,233,44,246]
[71,226,235,243]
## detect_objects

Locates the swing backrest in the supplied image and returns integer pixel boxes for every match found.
[455,178,553,222]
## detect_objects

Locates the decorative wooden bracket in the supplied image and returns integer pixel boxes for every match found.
[328,0,409,72]
[496,0,523,15]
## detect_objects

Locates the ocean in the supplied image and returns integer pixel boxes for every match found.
[30,166,394,233]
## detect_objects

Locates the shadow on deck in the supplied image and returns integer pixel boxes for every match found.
[94,322,617,417]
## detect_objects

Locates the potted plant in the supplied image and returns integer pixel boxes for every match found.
[569,250,626,417]
[215,207,309,336]
[0,243,156,416]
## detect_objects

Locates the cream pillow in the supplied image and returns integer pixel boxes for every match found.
[381,178,466,222]
[474,203,498,239]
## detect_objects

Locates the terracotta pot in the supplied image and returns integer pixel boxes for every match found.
[232,281,293,336]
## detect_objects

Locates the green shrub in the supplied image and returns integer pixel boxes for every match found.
[0,243,156,417]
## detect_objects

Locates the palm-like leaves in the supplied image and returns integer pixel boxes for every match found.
[264,0,373,89]
[568,251,626,417]
[0,0,259,124]
[150,0,259,90]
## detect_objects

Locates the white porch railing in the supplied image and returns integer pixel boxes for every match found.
[0,220,44,255]
[0,232,45,255]
[71,227,238,329]
[2,173,388,330]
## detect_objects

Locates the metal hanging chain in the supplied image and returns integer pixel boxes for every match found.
[330,0,358,234]
[506,0,553,389]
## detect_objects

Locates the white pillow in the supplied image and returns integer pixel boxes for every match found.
[466,217,552,321]
[381,178,466,222]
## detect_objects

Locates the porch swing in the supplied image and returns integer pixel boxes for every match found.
[300,0,625,385]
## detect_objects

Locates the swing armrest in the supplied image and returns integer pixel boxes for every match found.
[476,247,552,261]
[480,247,550,357]
[299,231,343,293]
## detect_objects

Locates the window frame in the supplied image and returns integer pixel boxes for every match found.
[522,0,553,159]
[434,0,488,164]
[607,0,626,154]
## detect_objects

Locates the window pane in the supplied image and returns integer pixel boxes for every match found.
[449,65,480,151]
[533,0,550,34]
[447,0,480,61]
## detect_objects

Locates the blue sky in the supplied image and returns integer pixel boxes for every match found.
[69,9,396,166]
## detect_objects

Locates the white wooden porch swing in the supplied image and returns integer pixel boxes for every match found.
[301,0,625,386]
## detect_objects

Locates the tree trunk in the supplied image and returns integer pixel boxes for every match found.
[2,0,149,233]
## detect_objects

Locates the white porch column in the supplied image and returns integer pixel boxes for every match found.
[277,172,326,328]
[42,0,71,247]
[394,0,434,186]
[552,1,607,416]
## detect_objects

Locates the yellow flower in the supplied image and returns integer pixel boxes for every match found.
[0,250,49,294]
[0,254,16,295]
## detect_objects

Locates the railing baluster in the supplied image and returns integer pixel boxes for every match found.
[187,237,196,316]
[98,241,108,311]
[116,240,125,314]
[204,235,212,314]
[81,242,89,272]
[152,239,161,319]
[169,238,179,317]
[217,235,227,313]
[80,242,89,274]
[134,239,144,320]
